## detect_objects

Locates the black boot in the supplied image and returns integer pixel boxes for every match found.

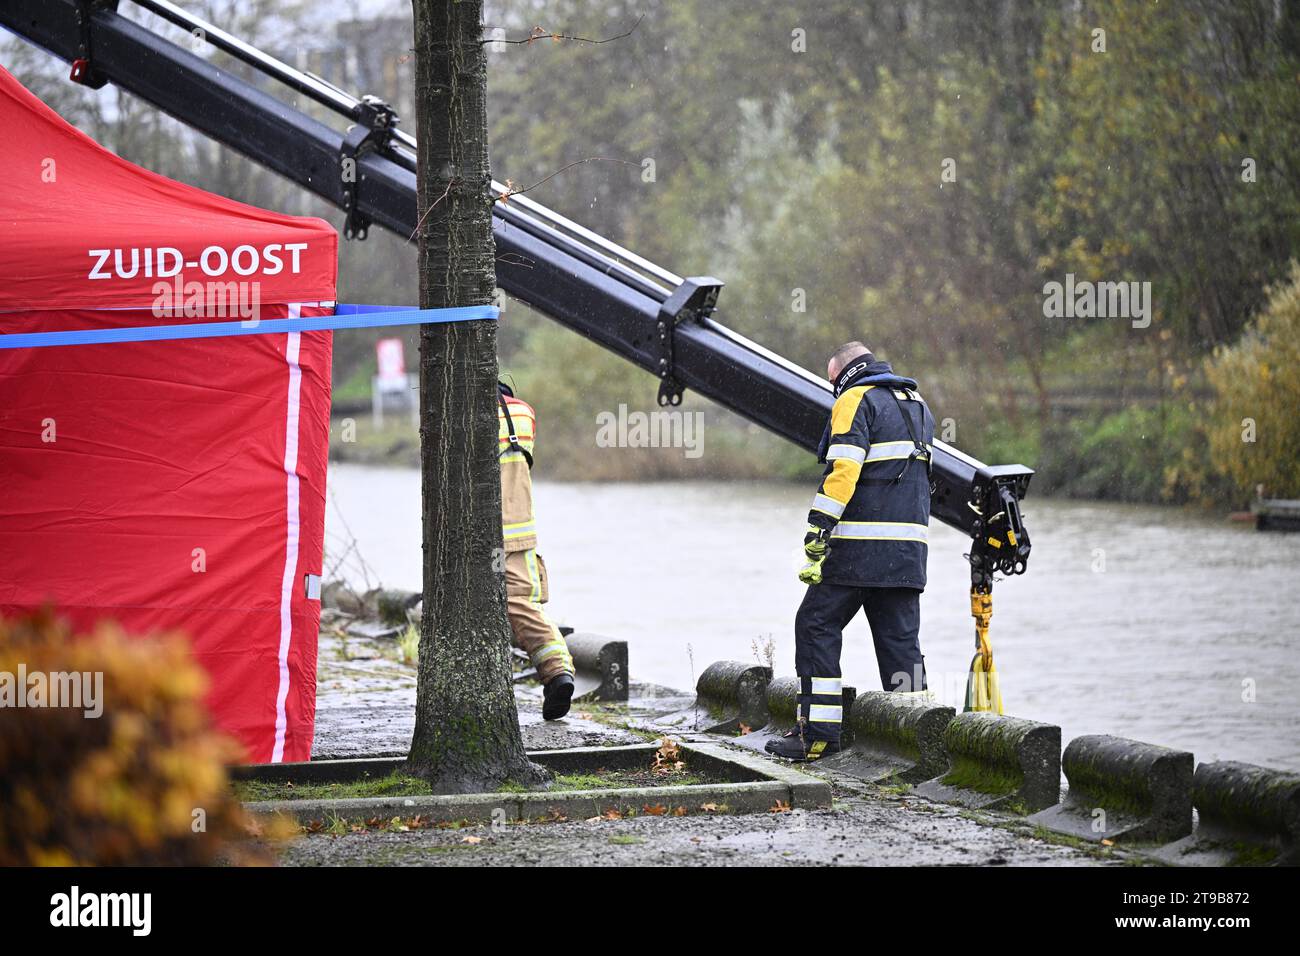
[542,673,575,720]
[764,727,840,762]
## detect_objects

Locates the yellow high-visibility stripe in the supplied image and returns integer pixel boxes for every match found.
[811,493,846,519]
[532,639,571,664]
[517,602,574,673]
[826,443,867,464]
[830,521,928,543]
[498,404,534,422]
[808,704,842,723]
[525,549,542,602]
[864,440,931,463]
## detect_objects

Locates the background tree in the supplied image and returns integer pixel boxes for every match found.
[404,0,543,792]
[8,0,1297,503]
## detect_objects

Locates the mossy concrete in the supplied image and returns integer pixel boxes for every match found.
[913,712,1060,813]
[1028,735,1193,844]
[822,691,954,784]
[1152,760,1300,866]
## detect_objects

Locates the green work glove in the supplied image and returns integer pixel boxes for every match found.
[798,560,823,585]
[799,526,831,585]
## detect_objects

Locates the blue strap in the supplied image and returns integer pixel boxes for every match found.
[0,304,496,350]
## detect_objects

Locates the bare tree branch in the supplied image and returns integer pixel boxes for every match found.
[496,252,535,269]
[483,14,644,47]
[494,157,637,204]
[405,178,456,243]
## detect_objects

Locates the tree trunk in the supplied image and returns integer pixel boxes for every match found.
[406,0,543,792]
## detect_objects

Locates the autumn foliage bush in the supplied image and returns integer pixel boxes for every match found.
[0,611,285,865]
[1207,262,1300,502]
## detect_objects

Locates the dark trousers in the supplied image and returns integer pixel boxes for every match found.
[794,584,926,741]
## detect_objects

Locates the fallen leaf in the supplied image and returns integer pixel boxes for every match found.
[699,803,719,813]
[462,835,482,844]
[672,806,688,817]
[770,800,792,813]
[1101,839,1114,846]
[602,808,623,820]
[652,737,684,774]
[738,723,752,736]
[643,804,667,816]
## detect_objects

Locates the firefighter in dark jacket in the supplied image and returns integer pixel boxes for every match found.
[767,342,936,761]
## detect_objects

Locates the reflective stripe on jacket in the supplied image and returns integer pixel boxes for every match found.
[499,394,537,552]
[808,362,935,589]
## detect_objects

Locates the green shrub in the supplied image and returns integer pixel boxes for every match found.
[1037,403,1207,504]
[1206,262,1300,502]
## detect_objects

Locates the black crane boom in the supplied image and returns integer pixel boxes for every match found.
[0,0,1033,585]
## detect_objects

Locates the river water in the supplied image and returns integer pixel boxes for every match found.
[325,464,1300,771]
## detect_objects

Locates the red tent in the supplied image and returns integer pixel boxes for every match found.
[0,65,337,762]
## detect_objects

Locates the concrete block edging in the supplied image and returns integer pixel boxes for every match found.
[690,660,773,734]
[1154,760,1300,866]
[565,632,629,702]
[823,691,955,784]
[1028,734,1193,843]
[913,711,1061,813]
[239,741,831,825]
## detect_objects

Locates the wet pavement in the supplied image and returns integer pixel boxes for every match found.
[294,613,1120,866]
[312,610,682,756]
[279,793,1113,867]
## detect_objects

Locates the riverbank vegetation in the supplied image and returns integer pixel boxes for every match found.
[8,0,1297,507]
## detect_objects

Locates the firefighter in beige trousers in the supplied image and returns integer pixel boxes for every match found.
[498,382,575,720]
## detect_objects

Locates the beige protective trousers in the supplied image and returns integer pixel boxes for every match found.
[504,548,574,683]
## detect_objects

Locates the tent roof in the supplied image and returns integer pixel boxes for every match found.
[0,64,336,312]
